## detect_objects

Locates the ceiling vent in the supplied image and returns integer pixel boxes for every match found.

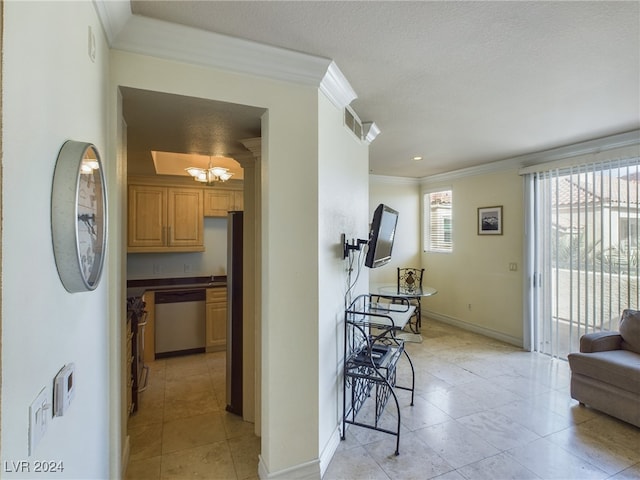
[344,106,379,144]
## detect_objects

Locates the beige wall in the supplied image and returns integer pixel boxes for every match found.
[2,1,114,476]
[1,6,370,476]
[370,169,525,346]
[422,169,525,345]
[317,93,370,471]
[369,169,524,345]
[111,47,368,477]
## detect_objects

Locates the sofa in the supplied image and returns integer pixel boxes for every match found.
[567,309,640,428]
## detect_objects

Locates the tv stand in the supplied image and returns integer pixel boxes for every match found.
[342,294,415,455]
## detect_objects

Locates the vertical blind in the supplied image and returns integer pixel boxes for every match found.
[527,158,639,358]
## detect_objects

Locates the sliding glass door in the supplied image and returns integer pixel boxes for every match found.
[527,159,639,359]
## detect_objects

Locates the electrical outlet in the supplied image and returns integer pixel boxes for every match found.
[184,263,192,273]
[29,386,51,455]
[509,262,518,271]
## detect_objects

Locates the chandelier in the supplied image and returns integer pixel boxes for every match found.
[185,158,233,185]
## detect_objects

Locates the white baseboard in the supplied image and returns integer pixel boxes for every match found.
[256,426,339,479]
[258,455,321,480]
[423,310,523,348]
[319,426,342,477]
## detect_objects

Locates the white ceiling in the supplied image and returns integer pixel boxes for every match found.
[126,1,640,178]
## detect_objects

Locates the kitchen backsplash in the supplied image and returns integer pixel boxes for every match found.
[127,217,228,279]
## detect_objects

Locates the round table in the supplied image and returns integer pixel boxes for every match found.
[372,284,438,298]
[370,284,437,333]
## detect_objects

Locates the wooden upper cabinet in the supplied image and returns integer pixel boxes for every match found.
[128,185,166,248]
[166,188,204,247]
[204,189,243,217]
[128,185,203,252]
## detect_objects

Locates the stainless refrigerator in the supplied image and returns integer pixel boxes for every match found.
[226,211,243,415]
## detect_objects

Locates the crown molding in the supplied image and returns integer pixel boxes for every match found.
[93,0,131,45]
[420,157,520,186]
[320,61,357,109]
[517,129,640,174]
[421,129,640,185]
[362,122,381,144]
[114,15,333,86]
[369,174,421,186]
[94,1,357,109]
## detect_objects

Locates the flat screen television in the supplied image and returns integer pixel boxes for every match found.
[365,204,399,268]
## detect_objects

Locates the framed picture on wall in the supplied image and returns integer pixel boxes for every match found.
[478,206,503,235]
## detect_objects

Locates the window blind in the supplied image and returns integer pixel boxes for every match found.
[424,190,452,252]
[526,158,639,358]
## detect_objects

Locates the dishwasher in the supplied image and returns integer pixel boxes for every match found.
[155,289,206,358]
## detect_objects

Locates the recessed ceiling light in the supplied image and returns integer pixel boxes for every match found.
[412,156,423,161]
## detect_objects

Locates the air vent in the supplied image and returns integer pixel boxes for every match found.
[344,106,363,140]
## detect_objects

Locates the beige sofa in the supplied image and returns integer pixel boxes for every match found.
[567,309,640,428]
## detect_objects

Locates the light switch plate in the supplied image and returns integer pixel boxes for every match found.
[29,386,50,455]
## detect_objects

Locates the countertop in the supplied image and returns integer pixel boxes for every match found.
[126,275,227,299]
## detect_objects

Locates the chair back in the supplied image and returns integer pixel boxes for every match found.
[397,268,425,292]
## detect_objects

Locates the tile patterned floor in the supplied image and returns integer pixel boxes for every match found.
[125,350,260,480]
[126,320,640,479]
[326,321,640,480]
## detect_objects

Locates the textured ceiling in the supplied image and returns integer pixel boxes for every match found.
[128,1,640,177]
[122,87,264,176]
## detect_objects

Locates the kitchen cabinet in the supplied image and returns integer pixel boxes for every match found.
[206,287,227,352]
[128,185,204,252]
[204,189,243,217]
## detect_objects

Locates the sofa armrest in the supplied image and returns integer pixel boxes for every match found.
[580,331,623,353]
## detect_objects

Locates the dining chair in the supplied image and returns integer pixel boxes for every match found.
[397,268,425,333]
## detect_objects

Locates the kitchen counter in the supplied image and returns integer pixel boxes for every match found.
[126,275,227,298]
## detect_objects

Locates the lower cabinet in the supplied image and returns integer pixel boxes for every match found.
[206,287,227,352]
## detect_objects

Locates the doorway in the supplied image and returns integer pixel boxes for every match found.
[120,86,264,433]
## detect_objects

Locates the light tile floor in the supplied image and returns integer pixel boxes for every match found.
[326,320,640,480]
[125,350,260,480]
[126,320,640,480]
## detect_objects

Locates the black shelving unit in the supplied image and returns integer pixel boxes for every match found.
[341,294,416,455]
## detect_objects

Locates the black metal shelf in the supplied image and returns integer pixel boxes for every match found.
[341,294,415,455]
